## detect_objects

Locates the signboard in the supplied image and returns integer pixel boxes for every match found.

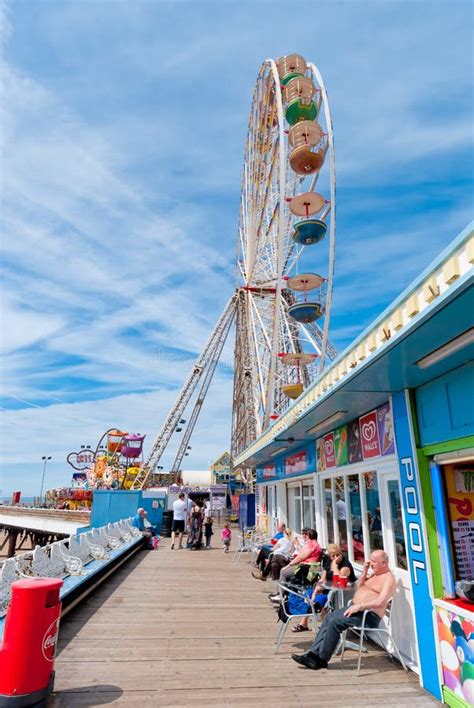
[285,450,307,475]
[348,419,363,463]
[316,438,325,471]
[67,449,95,471]
[323,433,336,468]
[334,426,348,467]
[261,464,276,479]
[210,484,227,511]
[445,465,474,580]
[359,410,381,459]
[392,390,440,700]
[377,402,395,456]
[317,402,395,471]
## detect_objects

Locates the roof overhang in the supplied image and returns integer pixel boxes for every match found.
[235,224,474,468]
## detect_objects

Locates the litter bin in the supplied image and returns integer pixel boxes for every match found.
[0,577,63,706]
[161,510,173,537]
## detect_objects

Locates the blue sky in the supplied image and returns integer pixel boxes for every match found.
[0,0,472,497]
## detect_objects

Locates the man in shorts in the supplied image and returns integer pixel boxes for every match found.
[171,492,187,549]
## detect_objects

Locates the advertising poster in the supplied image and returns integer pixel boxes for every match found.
[285,450,307,475]
[436,606,474,706]
[334,426,348,467]
[377,402,395,456]
[359,410,381,459]
[348,419,363,463]
[316,438,325,471]
[262,464,276,479]
[445,464,474,580]
[323,432,336,468]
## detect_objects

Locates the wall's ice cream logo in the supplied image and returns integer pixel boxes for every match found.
[323,432,336,468]
[359,411,381,459]
[362,420,376,443]
[42,618,60,662]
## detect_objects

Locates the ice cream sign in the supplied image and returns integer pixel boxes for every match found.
[317,401,395,470]
[359,411,381,459]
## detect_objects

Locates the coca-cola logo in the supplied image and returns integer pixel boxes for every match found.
[42,619,60,662]
[361,420,376,442]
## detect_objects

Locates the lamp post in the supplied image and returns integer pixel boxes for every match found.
[40,456,52,503]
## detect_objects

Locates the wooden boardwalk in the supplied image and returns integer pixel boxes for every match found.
[51,537,438,707]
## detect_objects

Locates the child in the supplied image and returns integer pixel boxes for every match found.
[204,515,213,549]
[221,522,231,553]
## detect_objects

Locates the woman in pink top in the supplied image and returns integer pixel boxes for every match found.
[278,529,322,584]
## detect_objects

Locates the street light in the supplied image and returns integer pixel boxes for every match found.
[40,456,52,502]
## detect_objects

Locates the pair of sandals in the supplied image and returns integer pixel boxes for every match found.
[291,623,310,633]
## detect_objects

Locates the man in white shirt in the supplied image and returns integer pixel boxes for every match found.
[336,494,346,520]
[171,492,187,550]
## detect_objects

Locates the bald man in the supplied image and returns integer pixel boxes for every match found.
[292,549,396,670]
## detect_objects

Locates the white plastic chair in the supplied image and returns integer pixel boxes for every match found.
[274,582,319,654]
[232,529,255,563]
[340,599,408,675]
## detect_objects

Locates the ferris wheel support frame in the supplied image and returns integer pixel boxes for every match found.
[131,293,238,490]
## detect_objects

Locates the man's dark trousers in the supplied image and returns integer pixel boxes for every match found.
[309,607,380,661]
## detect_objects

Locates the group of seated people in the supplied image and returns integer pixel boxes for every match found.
[252,522,397,671]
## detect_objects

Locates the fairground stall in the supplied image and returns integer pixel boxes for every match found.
[236,223,473,703]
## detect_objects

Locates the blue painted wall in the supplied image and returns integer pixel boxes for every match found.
[91,490,164,531]
[392,390,441,700]
[415,362,474,446]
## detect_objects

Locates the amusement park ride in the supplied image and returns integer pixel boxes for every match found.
[75,54,338,494]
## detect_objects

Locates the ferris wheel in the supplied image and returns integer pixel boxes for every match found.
[231,53,338,460]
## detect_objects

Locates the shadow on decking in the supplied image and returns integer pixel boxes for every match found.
[56,549,149,653]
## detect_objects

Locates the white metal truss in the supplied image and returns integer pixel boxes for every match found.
[170,301,236,474]
[131,294,238,489]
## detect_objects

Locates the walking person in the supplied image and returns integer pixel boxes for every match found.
[171,492,187,550]
[221,522,232,553]
[188,504,204,550]
[204,515,213,549]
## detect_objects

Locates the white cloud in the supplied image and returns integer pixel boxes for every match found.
[0,1,472,494]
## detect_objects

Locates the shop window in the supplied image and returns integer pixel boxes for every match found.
[387,480,407,570]
[324,478,334,544]
[302,484,315,529]
[287,486,302,533]
[348,474,365,562]
[335,477,348,552]
[363,471,384,552]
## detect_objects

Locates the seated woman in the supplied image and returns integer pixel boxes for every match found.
[292,543,356,633]
[252,528,294,581]
[277,529,322,586]
[254,523,286,572]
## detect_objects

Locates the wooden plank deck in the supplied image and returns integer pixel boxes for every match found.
[51,537,438,707]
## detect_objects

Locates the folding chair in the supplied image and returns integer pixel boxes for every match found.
[232,529,255,563]
[340,599,408,675]
[274,582,319,654]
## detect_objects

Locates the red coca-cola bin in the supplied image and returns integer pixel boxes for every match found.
[0,577,63,706]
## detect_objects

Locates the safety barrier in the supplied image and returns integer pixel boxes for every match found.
[0,517,144,639]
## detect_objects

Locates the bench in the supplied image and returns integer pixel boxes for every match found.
[0,518,145,642]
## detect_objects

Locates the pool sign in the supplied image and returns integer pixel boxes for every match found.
[392,390,441,700]
[359,410,381,459]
